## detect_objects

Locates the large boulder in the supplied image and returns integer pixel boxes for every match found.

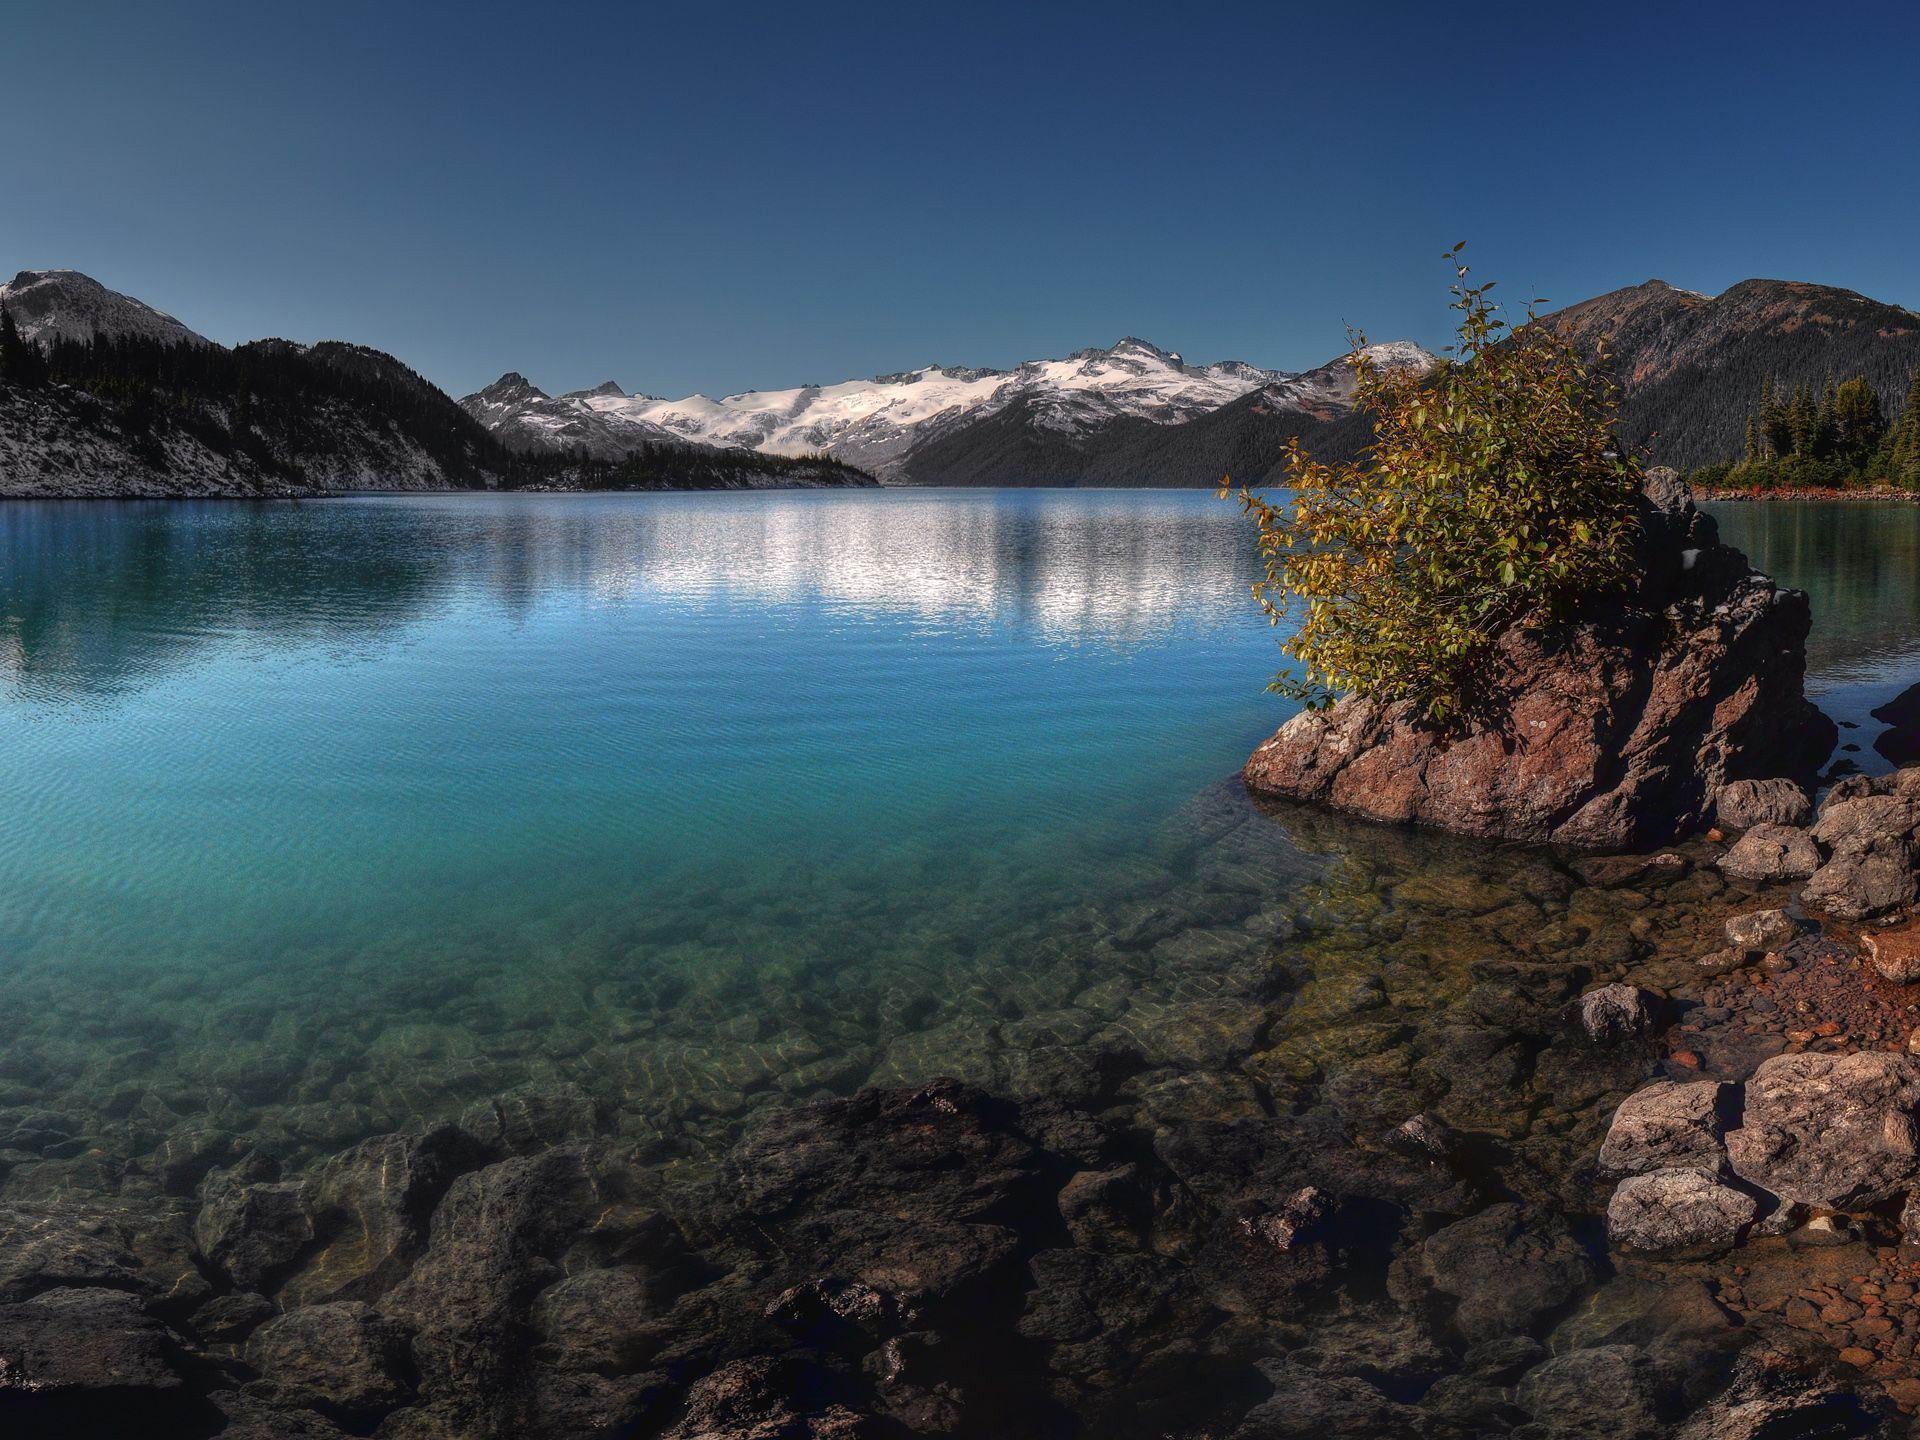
[1598,1080,1735,1179]
[1242,471,1834,848]
[1718,824,1820,883]
[1724,1051,1920,1207]
[1606,1168,1757,1254]
[1714,777,1814,830]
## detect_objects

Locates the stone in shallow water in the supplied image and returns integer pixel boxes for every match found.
[0,1198,207,1315]
[1716,777,1815,830]
[1606,1168,1757,1254]
[1718,824,1821,883]
[1229,1360,1417,1439]
[1863,922,1920,984]
[1597,1082,1735,1182]
[280,1123,489,1306]
[194,1175,315,1294]
[1811,793,1920,853]
[1723,907,1801,955]
[1388,1203,1595,1346]
[243,1300,413,1425]
[530,1267,661,1373]
[1802,848,1917,921]
[1577,983,1662,1045]
[1725,1051,1920,1207]
[1516,1344,1666,1439]
[376,1145,665,1429]
[0,1285,184,1392]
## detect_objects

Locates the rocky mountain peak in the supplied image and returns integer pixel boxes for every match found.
[0,268,214,349]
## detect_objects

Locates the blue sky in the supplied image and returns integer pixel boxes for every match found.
[3,1,1916,399]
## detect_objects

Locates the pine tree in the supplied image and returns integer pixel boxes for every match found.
[0,304,48,388]
[231,372,253,439]
[1832,376,1886,463]
[1742,414,1760,464]
[1787,384,1817,458]
[1885,368,1920,487]
[1759,374,1791,458]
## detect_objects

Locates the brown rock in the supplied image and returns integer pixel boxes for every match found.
[1716,777,1814,829]
[1242,473,1832,848]
[1866,923,1920,984]
[1719,823,1821,883]
[1725,1051,1920,1207]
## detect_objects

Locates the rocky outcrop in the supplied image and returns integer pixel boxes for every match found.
[1242,469,1835,849]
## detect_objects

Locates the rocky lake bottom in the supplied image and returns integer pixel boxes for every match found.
[4,490,1920,1436]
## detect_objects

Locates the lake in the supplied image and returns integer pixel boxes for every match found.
[2,489,1916,1436]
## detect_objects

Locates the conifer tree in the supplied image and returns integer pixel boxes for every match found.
[1758,374,1790,457]
[1833,376,1885,463]
[0,304,47,388]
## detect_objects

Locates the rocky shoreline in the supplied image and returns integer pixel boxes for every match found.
[8,770,1920,1436]
[1698,487,1920,504]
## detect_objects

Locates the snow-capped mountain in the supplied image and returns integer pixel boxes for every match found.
[0,269,213,348]
[461,372,692,459]
[459,337,1437,478]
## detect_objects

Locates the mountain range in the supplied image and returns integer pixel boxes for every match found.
[463,279,1920,487]
[0,270,871,497]
[457,338,1436,482]
[3,267,1917,495]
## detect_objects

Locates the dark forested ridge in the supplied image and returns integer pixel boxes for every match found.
[1540,278,1920,471]
[895,389,1373,487]
[0,314,873,496]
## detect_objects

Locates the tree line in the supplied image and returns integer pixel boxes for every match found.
[1690,369,1920,490]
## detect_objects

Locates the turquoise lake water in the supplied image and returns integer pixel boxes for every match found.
[0,490,1288,981]
[0,490,1913,1170]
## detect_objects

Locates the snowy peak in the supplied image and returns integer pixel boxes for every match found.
[0,269,214,349]
[462,336,1437,478]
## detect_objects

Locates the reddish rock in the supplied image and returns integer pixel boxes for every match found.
[1865,923,1920,984]
[1242,471,1833,849]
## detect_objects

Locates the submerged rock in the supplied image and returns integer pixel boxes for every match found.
[1242,471,1833,848]
[1577,983,1663,1045]
[243,1301,413,1424]
[1388,1202,1594,1346]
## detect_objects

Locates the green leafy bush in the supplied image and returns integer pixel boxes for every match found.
[1225,248,1642,724]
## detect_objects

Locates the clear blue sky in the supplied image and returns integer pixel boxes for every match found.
[3,1,1916,400]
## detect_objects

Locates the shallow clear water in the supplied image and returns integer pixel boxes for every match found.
[1709,499,1920,772]
[5,490,1919,1433]
[0,491,1910,1089]
[0,491,1292,981]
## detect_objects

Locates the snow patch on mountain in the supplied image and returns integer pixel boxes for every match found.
[462,336,1435,477]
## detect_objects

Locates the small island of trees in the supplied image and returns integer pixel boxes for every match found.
[1689,369,1920,492]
